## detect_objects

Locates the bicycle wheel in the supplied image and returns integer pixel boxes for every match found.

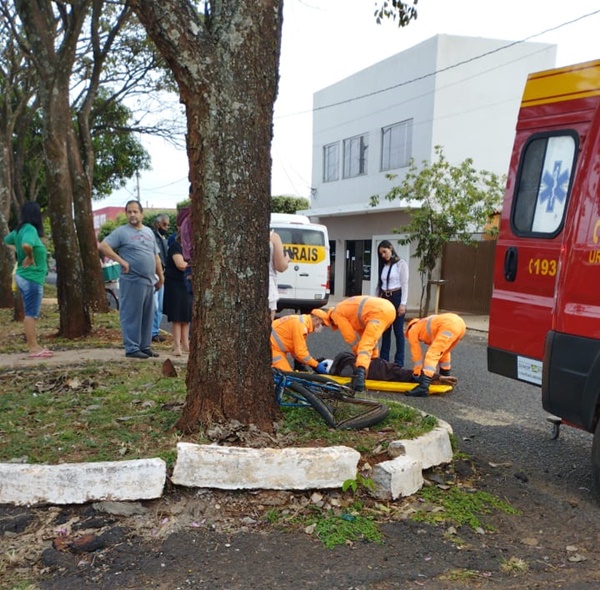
[286,381,337,428]
[288,373,390,430]
[324,394,390,430]
[105,287,119,310]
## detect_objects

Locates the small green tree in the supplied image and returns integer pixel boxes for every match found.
[371,146,505,315]
[97,214,127,243]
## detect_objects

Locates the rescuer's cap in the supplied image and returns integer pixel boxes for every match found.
[311,308,332,327]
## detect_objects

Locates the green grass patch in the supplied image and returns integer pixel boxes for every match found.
[289,504,384,549]
[412,485,520,530]
[279,399,436,452]
[0,361,437,465]
[0,362,195,464]
[313,511,383,548]
[0,304,123,353]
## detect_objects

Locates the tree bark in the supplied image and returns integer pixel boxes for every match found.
[0,130,14,309]
[68,123,108,313]
[133,0,283,433]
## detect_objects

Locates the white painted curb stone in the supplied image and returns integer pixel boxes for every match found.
[0,458,166,506]
[371,419,453,500]
[387,422,453,470]
[371,455,424,500]
[171,442,361,490]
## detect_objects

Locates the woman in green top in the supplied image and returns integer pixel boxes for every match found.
[4,202,52,358]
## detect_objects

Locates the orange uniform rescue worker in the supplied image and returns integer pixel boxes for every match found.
[271,311,329,373]
[405,313,466,397]
[319,296,396,392]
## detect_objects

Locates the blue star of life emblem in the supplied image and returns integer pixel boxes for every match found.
[539,161,569,213]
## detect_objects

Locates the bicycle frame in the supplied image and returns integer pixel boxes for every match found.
[273,370,315,408]
[273,369,390,430]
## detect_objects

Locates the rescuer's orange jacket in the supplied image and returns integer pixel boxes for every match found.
[329,296,396,371]
[406,313,466,378]
[271,314,319,371]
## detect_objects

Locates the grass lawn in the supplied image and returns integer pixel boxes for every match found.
[0,299,438,466]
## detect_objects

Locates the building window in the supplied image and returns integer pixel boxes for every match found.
[323,142,339,182]
[381,119,412,172]
[343,134,368,178]
[512,132,577,237]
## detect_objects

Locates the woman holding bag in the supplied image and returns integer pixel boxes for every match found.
[376,240,409,366]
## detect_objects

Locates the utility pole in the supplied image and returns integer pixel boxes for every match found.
[135,170,141,201]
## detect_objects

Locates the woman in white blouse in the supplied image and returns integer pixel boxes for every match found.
[376,240,409,366]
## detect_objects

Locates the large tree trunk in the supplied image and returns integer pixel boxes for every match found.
[67,124,108,313]
[134,0,283,433]
[43,96,91,337]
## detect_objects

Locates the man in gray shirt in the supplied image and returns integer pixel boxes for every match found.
[99,200,165,359]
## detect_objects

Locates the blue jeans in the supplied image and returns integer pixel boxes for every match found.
[15,275,43,318]
[153,285,164,337]
[379,290,405,366]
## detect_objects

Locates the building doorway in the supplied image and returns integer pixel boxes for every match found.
[344,240,371,297]
[329,240,336,295]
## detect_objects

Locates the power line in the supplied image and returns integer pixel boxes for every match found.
[275,8,600,119]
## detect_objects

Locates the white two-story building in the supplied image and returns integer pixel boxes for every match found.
[301,34,556,308]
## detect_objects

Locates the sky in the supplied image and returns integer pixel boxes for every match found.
[97,0,600,211]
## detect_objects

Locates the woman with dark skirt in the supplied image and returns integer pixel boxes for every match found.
[163,232,192,356]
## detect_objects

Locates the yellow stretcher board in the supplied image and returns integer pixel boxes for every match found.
[327,375,453,395]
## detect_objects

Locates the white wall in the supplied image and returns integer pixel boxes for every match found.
[309,34,556,217]
[431,35,557,174]
[311,38,437,210]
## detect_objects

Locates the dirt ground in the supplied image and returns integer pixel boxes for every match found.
[1,451,600,589]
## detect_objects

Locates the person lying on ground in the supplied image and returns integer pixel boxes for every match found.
[319,352,458,386]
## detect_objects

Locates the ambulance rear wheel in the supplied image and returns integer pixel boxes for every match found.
[591,420,600,498]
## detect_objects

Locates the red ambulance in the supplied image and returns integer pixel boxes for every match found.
[488,59,600,489]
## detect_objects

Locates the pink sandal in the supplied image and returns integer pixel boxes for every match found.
[27,348,54,359]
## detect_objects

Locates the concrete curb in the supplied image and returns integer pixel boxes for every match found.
[171,444,361,490]
[0,420,453,506]
[0,458,166,506]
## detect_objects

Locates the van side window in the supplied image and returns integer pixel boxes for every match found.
[512,133,577,237]
[301,229,326,247]
[274,230,293,249]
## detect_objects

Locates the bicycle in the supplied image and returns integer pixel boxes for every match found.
[104,280,119,310]
[273,369,390,430]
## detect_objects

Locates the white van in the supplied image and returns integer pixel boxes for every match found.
[270,213,330,313]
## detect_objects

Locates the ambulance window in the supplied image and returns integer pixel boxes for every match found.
[512,134,576,236]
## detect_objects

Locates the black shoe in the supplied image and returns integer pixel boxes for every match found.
[141,348,159,358]
[152,334,166,343]
[126,350,149,359]
[406,388,429,397]
[406,375,432,397]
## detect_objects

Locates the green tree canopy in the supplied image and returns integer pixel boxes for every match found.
[271,195,309,214]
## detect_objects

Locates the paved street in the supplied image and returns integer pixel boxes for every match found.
[308,325,596,504]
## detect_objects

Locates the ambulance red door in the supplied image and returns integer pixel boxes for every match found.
[488,131,578,385]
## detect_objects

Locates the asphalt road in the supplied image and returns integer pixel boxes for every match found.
[308,327,597,504]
